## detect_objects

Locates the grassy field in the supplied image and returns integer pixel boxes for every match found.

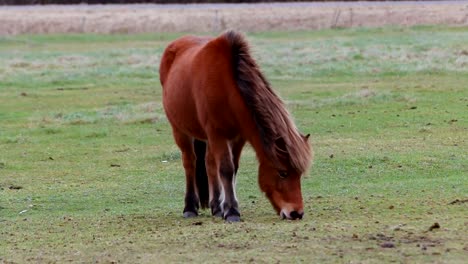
[0,26,467,263]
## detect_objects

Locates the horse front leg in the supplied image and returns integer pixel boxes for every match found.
[220,154,240,222]
[207,140,241,222]
[205,146,223,218]
[222,137,245,221]
[231,137,246,176]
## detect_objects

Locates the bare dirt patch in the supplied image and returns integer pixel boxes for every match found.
[0,2,467,35]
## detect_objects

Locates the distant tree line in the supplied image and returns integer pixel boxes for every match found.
[0,0,407,5]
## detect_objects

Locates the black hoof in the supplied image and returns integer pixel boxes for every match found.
[212,208,223,218]
[210,199,223,218]
[225,215,241,223]
[224,207,241,222]
[183,211,198,218]
[213,211,223,218]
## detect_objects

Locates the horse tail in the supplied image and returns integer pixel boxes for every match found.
[193,139,209,209]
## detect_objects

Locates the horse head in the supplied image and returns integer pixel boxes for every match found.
[258,134,311,220]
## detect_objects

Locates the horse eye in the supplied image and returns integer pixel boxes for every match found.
[278,171,288,179]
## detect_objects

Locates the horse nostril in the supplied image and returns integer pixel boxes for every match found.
[289,211,303,220]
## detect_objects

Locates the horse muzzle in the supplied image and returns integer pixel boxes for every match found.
[280,209,304,220]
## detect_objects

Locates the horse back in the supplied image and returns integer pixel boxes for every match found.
[159,35,209,86]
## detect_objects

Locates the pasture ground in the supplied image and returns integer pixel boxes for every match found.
[0,26,467,263]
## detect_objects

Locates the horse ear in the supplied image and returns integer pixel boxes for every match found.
[305,134,310,141]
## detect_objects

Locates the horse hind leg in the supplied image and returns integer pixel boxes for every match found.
[172,132,199,218]
[193,139,209,209]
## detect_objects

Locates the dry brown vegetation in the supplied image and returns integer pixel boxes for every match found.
[0,2,467,35]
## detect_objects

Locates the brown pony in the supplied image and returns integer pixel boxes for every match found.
[159,31,312,222]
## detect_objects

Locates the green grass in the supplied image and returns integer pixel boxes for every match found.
[1,26,467,263]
